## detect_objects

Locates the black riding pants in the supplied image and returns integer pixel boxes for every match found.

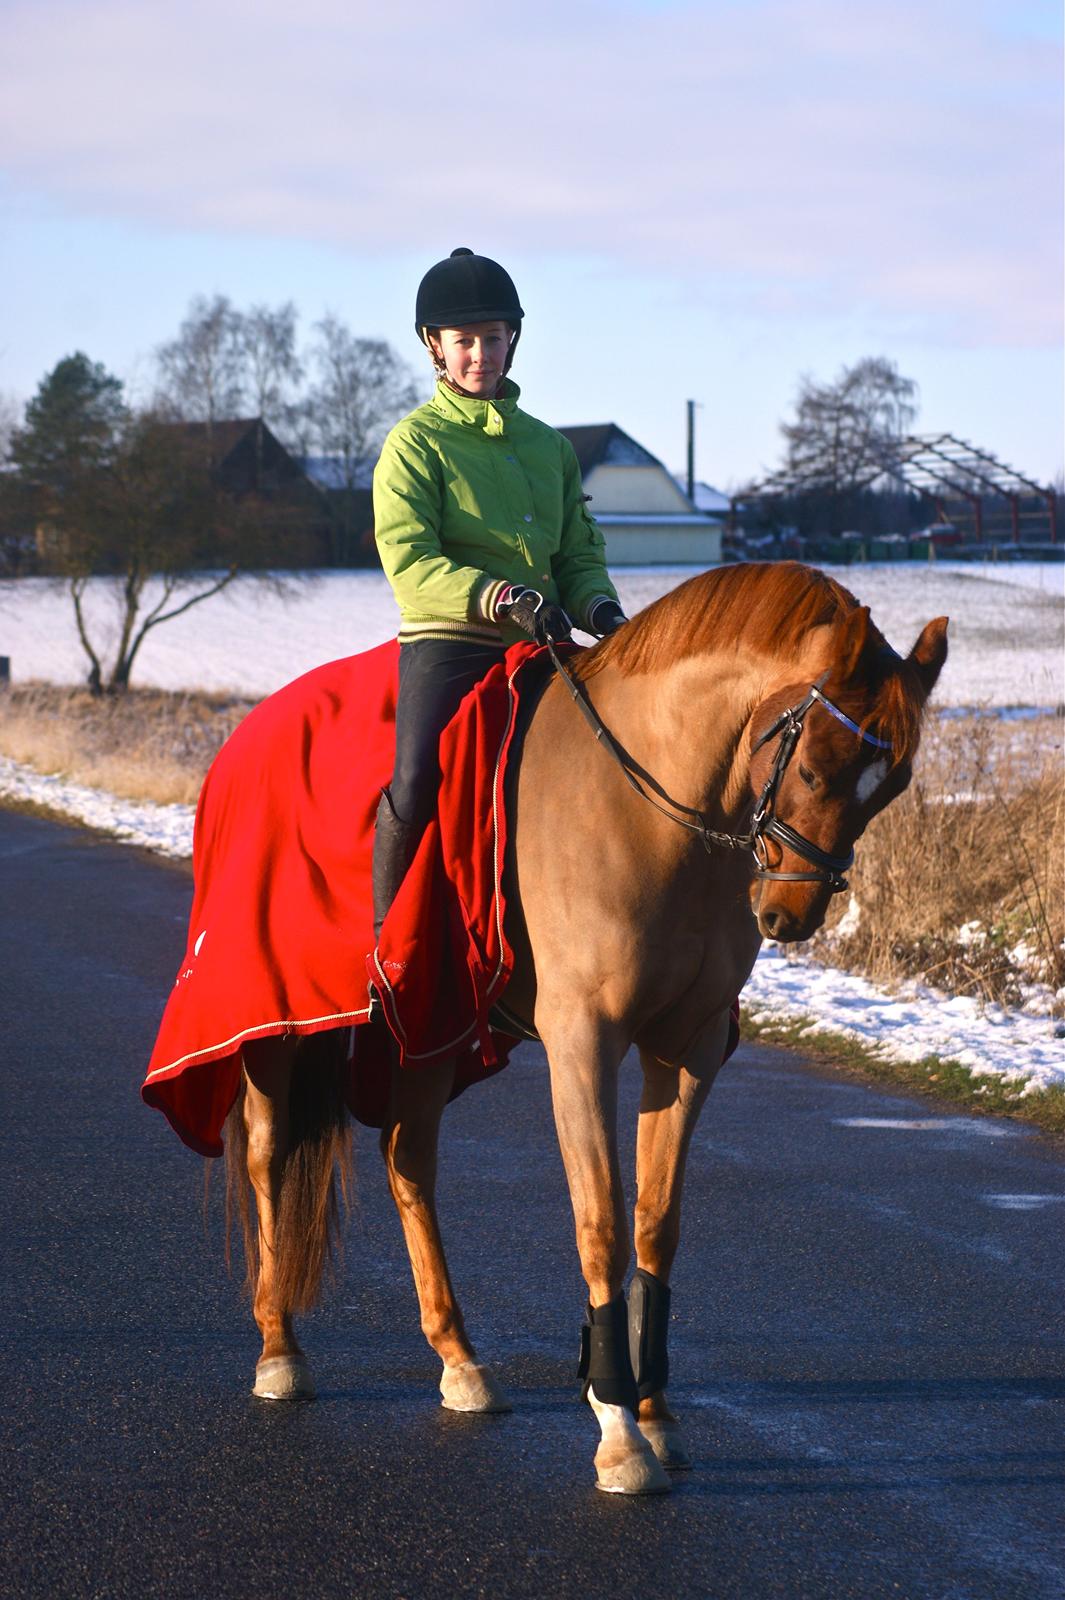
[388,639,507,831]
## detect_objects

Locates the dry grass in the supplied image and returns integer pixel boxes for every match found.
[815,713,1065,1012]
[0,682,255,806]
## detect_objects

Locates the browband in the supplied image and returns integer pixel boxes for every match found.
[809,687,892,750]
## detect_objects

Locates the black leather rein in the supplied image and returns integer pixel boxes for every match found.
[545,641,891,896]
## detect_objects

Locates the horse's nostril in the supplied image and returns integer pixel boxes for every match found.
[761,908,782,938]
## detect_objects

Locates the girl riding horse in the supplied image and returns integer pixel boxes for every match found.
[370,246,627,938]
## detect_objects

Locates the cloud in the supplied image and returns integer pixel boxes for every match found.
[2,0,1060,345]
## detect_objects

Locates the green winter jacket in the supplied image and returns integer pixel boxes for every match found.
[373,379,619,644]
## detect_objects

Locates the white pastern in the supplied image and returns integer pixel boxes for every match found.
[855,757,888,805]
[587,1389,671,1495]
[588,1390,643,1450]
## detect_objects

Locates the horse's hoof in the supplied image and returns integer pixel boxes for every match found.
[594,1440,672,1496]
[253,1355,316,1402]
[638,1417,692,1471]
[439,1361,512,1413]
[588,1393,671,1495]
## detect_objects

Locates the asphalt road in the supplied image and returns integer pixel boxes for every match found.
[1,807,1062,1600]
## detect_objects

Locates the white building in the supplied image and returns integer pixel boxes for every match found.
[559,424,722,565]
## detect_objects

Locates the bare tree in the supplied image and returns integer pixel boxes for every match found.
[781,356,919,498]
[238,301,303,435]
[306,314,419,562]
[156,295,245,443]
[6,354,271,692]
[0,390,22,465]
[64,416,248,692]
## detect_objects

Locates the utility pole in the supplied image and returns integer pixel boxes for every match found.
[686,399,696,503]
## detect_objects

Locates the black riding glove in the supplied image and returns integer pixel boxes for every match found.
[586,598,628,637]
[498,585,572,644]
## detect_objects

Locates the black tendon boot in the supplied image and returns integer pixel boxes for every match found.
[628,1268,691,1470]
[371,788,418,943]
[578,1293,639,1414]
[628,1268,670,1399]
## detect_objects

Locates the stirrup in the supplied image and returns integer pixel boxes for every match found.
[366,981,386,1025]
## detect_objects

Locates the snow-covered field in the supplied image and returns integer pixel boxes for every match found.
[2,559,1062,707]
[745,947,1064,1097]
[2,561,1062,1095]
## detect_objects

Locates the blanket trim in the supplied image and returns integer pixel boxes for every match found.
[143,1003,372,1083]
[368,651,524,1061]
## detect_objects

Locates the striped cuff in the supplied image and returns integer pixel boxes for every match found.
[476,577,511,623]
[585,594,623,632]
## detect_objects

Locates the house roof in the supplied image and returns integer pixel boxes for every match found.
[677,478,730,515]
[556,424,663,476]
[171,418,269,461]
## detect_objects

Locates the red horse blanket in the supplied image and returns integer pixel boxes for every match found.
[143,639,550,1153]
[143,638,741,1157]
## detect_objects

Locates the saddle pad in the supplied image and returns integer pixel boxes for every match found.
[142,639,549,1153]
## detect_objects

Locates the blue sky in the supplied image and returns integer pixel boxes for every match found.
[2,0,1061,490]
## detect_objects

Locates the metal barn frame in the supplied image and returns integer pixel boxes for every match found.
[733,433,1057,544]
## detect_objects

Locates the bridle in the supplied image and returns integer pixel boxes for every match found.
[545,641,892,896]
[745,678,890,892]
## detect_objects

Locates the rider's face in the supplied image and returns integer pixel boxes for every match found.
[431,321,512,397]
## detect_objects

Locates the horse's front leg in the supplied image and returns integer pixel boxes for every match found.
[380,1055,510,1414]
[541,1009,670,1496]
[241,1036,315,1401]
[632,1012,731,1468]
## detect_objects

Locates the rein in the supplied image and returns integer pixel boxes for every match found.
[544,638,891,895]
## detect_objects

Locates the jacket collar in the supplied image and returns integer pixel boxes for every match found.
[430,378,520,437]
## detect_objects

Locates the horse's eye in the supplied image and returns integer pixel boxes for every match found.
[798,763,817,790]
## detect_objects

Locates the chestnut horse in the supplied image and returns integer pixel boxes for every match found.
[229,562,947,1496]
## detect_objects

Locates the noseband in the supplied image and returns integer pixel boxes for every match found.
[547,644,892,896]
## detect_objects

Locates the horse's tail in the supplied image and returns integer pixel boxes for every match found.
[224,1029,353,1312]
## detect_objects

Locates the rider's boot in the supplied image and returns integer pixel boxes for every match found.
[369,788,418,1024]
[372,787,419,945]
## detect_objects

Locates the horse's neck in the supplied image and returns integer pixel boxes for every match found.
[588,644,813,823]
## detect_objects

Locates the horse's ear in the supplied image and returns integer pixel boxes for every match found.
[837,605,871,677]
[907,616,949,699]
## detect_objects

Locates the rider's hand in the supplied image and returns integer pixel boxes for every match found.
[498,585,572,644]
[587,598,628,637]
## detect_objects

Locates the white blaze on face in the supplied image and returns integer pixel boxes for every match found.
[855,758,889,806]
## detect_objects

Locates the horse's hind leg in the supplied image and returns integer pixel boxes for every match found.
[240,1035,315,1401]
[381,1056,510,1414]
[632,1017,729,1467]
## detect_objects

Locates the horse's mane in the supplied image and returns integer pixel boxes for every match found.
[575,562,925,763]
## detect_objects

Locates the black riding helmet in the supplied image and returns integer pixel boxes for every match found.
[416,247,524,372]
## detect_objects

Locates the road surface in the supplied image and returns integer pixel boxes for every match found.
[1,809,1062,1599]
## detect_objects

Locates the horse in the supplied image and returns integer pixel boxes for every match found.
[224,561,948,1496]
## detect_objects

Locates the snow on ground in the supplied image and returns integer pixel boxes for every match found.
[0,756,195,858]
[1,560,1062,707]
[1,560,1062,1093]
[745,947,1064,1097]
